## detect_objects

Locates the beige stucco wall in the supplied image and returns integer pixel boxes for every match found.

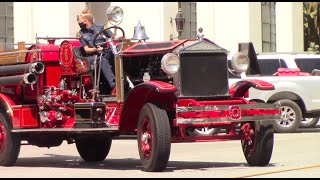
[109,2,178,41]
[276,2,304,52]
[197,2,262,55]
[14,2,85,44]
[13,2,304,53]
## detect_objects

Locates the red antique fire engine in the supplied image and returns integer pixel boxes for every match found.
[0,6,280,172]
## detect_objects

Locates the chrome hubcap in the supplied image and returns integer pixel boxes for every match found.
[140,118,152,159]
[141,133,149,144]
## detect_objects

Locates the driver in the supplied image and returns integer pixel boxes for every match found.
[77,8,116,94]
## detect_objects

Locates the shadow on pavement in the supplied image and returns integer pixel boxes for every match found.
[15,155,276,172]
[296,124,320,133]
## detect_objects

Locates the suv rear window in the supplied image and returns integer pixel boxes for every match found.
[257,59,287,75]
[295,58,320,73]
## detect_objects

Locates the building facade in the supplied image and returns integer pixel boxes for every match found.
[0,2,304,55]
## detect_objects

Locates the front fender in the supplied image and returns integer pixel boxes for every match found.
[0,93,17,128]
[230,79,274,97]
[119,81,177,133]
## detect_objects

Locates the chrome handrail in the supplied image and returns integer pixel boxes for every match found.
[0,49,41,56]
[36,37,80,40]
[1,43,36,46]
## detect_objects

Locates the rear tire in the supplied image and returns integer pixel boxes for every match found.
[241,120,274,166]
[76,136,112,162]
[0,112,21,166]
[300,117,319,128]
[137,103,171,172]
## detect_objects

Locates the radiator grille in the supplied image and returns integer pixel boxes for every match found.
[177,52,229,98]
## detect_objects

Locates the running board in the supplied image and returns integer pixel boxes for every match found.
[12,127,119,133]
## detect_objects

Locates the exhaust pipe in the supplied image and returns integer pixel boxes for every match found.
[29,62,45,74]
[22,73,37,85]
[0,73,37,86]
[0,62,45,76]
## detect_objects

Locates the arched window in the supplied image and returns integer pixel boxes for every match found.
[0,2,14,50]
[180,2,197,39]
[261,2,276,52]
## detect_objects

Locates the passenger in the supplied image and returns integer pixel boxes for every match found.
[77,8,115,95]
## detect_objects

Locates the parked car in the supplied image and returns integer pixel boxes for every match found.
[228,43,320,133]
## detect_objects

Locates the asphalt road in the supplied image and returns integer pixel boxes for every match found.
[1,125,320,178]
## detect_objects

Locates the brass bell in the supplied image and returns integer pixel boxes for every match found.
[131,21,149,41]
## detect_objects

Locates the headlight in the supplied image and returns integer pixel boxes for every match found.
[106,6,123,25]
[231,52,250,73]
[161,53,180,76]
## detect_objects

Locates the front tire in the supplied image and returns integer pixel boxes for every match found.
[273,99,302,133]
[137,103,171,172]
[0,111,21,166]
[241,121,274,166]
[76,136,112,162]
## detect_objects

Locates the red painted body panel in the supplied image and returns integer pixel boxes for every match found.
[0,93,39,129]
[26,41,60,63]
[0,86,21,97]
[43,62,63,87]
[12,105,39,129]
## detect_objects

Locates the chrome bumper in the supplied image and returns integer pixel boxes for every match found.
[176,102,281,125]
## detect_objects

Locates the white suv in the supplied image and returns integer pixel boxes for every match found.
[228,52,320,132]
[255,53,320,76]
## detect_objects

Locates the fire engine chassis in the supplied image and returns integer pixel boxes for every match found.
[0,7,280,172]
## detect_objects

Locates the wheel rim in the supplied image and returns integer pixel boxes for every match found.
[278,105,296,127]
[242,123,255,156]
[140,117,152,159]
[0,121,6,153]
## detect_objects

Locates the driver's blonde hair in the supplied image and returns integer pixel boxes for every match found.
[80,8,93,23]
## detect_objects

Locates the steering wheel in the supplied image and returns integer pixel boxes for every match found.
[93,26,125,55]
